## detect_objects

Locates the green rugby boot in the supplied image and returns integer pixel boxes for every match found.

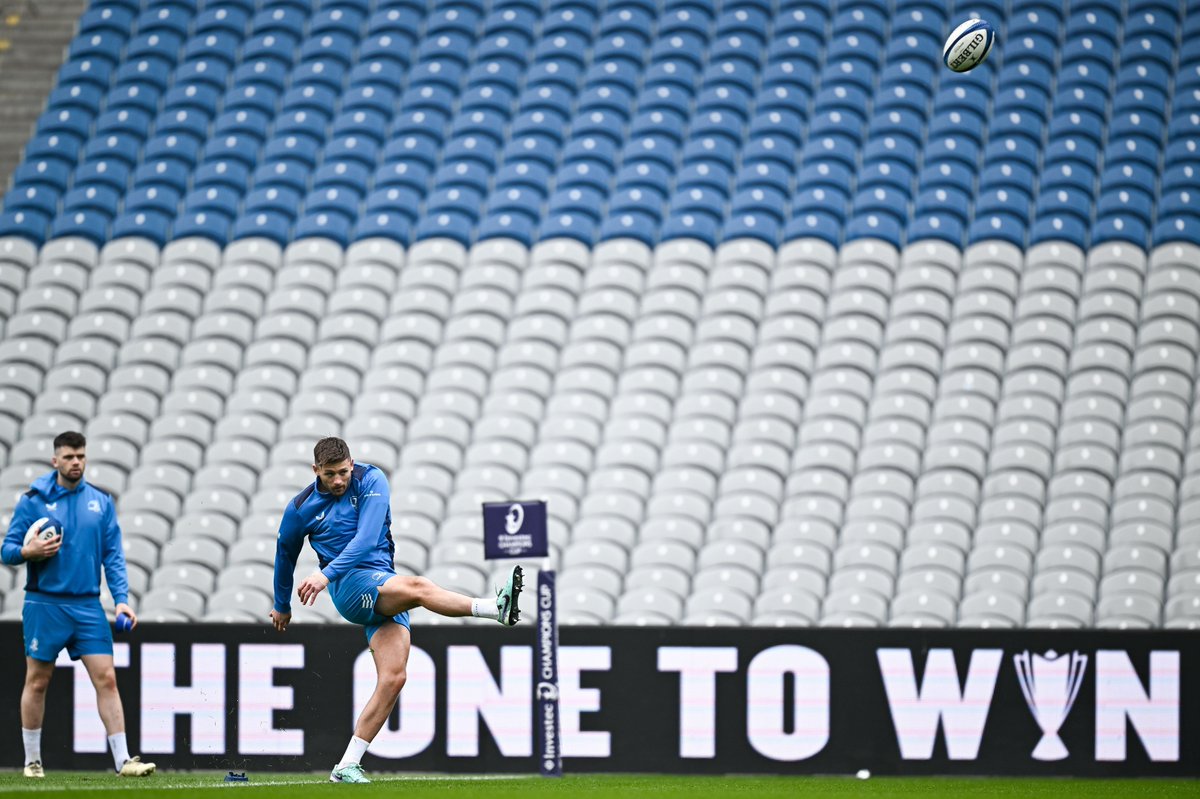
[329,763,370,784]
[497,565,524,626]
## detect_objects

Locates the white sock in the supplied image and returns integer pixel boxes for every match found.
[471,597,498,620]
[22,728,41,765]
[337,736,370,768]
[108,732,130,772]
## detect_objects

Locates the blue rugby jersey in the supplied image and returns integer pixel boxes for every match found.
[2,470,129,604]
[272,462,394,614]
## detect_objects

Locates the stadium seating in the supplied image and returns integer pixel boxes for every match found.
[1,0,1198,631]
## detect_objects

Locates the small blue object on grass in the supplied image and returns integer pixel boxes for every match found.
[115,613,133,633]
[225,772,249,782]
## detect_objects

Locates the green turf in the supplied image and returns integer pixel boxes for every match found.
[0,772,1197,798]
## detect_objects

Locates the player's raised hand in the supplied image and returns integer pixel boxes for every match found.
[269,609,291,632]
[296,571,330,606]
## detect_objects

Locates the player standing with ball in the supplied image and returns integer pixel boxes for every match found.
[1,431,155,778]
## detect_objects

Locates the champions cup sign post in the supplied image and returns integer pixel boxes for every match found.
[482,500,560,778]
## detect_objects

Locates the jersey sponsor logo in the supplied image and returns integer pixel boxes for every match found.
[363,491,382,499]
[87,500,101,513]
[44,502,57,511]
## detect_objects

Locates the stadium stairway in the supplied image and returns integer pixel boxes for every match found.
[0,0,89,189]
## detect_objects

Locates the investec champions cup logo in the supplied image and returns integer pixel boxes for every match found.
[505,503,525,534]
[1013,650,1088,760]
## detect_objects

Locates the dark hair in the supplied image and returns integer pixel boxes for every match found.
[53,431,87,451]
[314,436,351,467]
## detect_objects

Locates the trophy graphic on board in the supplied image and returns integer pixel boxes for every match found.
[1013,650,1088,760]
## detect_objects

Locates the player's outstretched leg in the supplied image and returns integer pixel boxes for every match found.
[375,565,524,626]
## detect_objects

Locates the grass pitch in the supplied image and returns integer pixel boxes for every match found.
[0,772,1196,798]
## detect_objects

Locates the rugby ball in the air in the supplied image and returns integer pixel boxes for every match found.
[943,18,995,72]
[23,516,63,546]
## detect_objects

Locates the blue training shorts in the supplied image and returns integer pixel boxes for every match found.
[23,594,113,662]
[329,568,411,645]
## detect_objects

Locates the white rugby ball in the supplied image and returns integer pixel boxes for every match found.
[943,18,995,73]
[23,516,61,546]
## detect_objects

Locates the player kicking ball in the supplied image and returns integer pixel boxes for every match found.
[2,431,155,778]
[270,437,523,784]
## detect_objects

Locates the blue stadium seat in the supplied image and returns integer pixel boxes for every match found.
[659,4,712,38]
[244,185,302,218]
[908,213,965,247]
[47,84,105,116]
[1097,189,1155,227]
[309,8,364,37]
[414,211,474,245]
[69,32,125,65]
[598,6,654,38]
[608,187,664,223]
[125,185,181,216]
[4,185,60,217]
[792,186,848,224]
[784,210,841,246]
[194,6,250,35]
[184,32,241,67]
[723,212,780,246]
[183,185,240,218]
[79,133,136,168]
[969,213,1027,248]
[133,159,189,193]
[50,210,111,245]
[1029,208,1090,248]
[251,8,306,38]
[79,6,136,36]
[681,136,737,172]
[11,160,71,193]
[232,211,292,245]
[674,161,730,194]
[0,210,51,245]
[660,212,718,246]
[1092,215,1150,248]
[234,59,290,92]
[73,159,132,193]
[552,157,614,193]
[373,160,432,194]
[111,210,171,246]
[537,211,596,246]
[294,212,352,246]
[134,6,193,37]
[1155,216,1200,246]
[477,212,535,246]
[163,84,222,117]
[599,211,657,246]
[56,59,114,94]
[352,211,412,246]
[367,6,424,37]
